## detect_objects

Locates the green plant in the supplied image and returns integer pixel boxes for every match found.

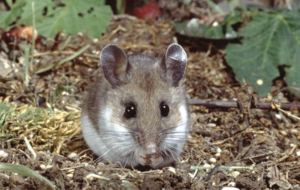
[225,10,300,97]
[0,163,55,189]
[174,3,300,97]
[0,0,112,38]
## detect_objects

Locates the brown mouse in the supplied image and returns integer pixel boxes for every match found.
[81,43,189,168]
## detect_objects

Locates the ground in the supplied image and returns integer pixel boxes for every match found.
[0,16,300,190]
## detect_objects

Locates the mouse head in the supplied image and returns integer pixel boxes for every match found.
[99,44,189,167]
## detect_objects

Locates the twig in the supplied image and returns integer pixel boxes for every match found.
[205,164,220,181]
[112,14,137,21]
[84,174,110,181]
[278,144,297,162]
[271,102,300,121]
[189,99,300,110]
[23,135,37,160]
[233,151,277,163]
[32,51,99,59]
[190,165,254,171]
[35,45,90,74]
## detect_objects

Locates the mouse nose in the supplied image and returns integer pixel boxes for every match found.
[145,141,157,154]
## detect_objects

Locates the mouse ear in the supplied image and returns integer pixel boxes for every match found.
[162,43,187,86]
[100,44,131,87]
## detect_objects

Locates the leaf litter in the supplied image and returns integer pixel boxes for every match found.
[0,17,300,190]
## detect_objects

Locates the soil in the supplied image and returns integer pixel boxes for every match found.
[1,7,300,190]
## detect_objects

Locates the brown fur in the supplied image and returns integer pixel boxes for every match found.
[82,54,187,144]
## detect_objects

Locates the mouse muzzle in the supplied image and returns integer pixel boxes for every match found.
[135,141,163,166]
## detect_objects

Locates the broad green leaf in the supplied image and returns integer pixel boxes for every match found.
[0,0,24,27]
[37,0,111,38]
[225,10,300,97]
[17,0,53,25]
[285,45,300,97]
[15,0,112,38]
[0,163,55,190]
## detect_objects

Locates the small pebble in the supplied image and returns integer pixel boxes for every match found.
[207,123,216,127]
[228,182,236,187]
[209,157,217,164]
[290,143,296,148]
[40,164,46,170]
[280,130,287,136]
[222,187,240,190]
[0,150,8,158]
[93,38,99,43]
[68,152,78,159]
[257,176,261,181]
[275,114,282,120]
[203,163,211,172]
[230,171,240,178]
[168,167,176,175]
[290,129,298,134]
[40,164,52,170]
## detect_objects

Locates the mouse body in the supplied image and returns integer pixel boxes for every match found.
[81,43,189,168]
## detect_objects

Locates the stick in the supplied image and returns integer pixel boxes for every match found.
[189,99,300,110]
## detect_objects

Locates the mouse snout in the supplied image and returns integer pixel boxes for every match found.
[135,139,164,166]
[144,141,157,154]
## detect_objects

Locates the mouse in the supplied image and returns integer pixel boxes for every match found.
[80,43,189,168]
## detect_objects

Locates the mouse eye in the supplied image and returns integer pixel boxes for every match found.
[160,102,169,117]
[124,103,137,119]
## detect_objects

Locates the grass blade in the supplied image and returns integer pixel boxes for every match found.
[0,163,55,190]
[35,44,90,74]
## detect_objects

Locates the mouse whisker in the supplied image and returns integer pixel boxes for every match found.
[162,142,184,157]
[163,138,185,142]
[95,142,126,162]
[164,133,189,137]
[164,147,177,162]
[81,134,131,140]
[158,122,189,133]
[97,141,137,163]
[124,158,129,167]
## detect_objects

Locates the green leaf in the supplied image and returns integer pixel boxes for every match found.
[16,0,112,38]
[0,0,24,27]
[0,103,10,113]
[17,0,53,25]
[285,45,300,97]
[40,0,111,38]
[225,10,300,97]
[0,163,55,190]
